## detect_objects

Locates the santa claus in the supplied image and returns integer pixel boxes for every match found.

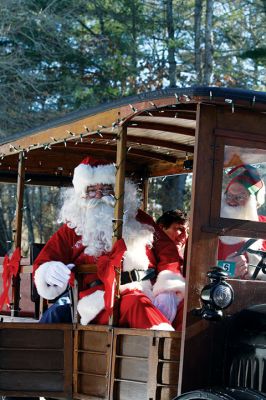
[34,157,185,330]
[219,164,266,279]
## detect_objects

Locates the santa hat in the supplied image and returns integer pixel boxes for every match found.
[72,156,116,195]
[226,164,265,206]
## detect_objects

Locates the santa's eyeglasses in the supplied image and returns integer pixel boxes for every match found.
[225,192,249,202]
[85,187,114,198]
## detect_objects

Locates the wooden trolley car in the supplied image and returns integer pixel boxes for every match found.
[0,86,266,399]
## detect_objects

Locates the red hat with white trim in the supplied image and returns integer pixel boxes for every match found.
[226,164,265,206]
[72,156,116,195]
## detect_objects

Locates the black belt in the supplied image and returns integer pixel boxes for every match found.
[86,268,156,289]
[86,279,103,289]
[121,268,156,285]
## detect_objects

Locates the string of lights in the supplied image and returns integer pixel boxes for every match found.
[0,94,201,174]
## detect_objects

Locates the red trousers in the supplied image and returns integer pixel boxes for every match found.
[95,289,173,329]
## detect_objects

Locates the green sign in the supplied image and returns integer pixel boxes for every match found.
[218,260,236,277]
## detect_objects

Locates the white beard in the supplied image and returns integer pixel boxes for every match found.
[220,194,258,245]
[220,193,258,221]
[58,180,153,258]
[58,190,115,257]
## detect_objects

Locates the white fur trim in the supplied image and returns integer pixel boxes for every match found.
[77,290,105,325]
[122,215,154,272]
[34,262,69,300]
[153,270,185,297]
[220,236,248,245]
[72,163,116,195]
[150,322,175,331]
[123,248,150,272]
[256,182,265,207]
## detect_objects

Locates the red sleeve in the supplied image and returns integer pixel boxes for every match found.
[97,239,127,314]
[33,224,76,273]
[153,227,182,274]
[136,209,157,228]
[136,209,183,275]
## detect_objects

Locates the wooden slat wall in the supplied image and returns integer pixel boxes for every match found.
[111,328,181,400]
[0,323,73,399]
[74,325,181,400]
[73,325,113,400]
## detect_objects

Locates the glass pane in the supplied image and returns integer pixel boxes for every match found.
[217,235,266,281]
[221,146,266,221]
[218,145,266,281]
[0,184,66,314]
[148,173,192,220]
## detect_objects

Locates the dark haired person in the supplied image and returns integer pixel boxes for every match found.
[152,209,189,330]
[157,209,188,259]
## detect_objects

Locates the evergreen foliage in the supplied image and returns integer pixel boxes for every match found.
[0,0,266,257]
[0,0,265,136]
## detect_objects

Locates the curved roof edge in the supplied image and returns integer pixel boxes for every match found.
[1,85,266,145]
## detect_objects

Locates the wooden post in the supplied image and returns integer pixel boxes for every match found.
[178,103,218,393]
[112,125,127,242]
[141,177,149,212]
[109,125,127,326]
[12,151,26,316]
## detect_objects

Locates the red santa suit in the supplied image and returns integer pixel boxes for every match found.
[218,215,266,276]
[34,157,184,330]
[34,215,175,329]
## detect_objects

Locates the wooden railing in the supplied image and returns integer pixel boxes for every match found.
[0,259,97,274]
[0,256,32,273]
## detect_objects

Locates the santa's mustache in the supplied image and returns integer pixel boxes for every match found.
[220,194,258,221]
[83,195,116,209]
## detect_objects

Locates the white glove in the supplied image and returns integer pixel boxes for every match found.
[45,262,75,287]
[77,290,105,325]
[153,291,179,323]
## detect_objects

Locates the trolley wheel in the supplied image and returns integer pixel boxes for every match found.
[217,388,266,399]
[173,389,236,399]
[173,388,266,400]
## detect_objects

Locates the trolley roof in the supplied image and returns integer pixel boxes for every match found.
[0,86,266,184]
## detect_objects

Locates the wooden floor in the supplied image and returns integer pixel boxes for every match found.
[0,314,38,323]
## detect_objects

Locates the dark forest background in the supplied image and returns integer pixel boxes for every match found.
[0,0,265,137]
[0,0,266,255]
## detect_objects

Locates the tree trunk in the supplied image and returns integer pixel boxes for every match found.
[203,0,213,85]
[6,185,16,248]
[194,0,203,84]
[261,0,266,14]
[24,187,35,245]
[130,0,138,88]
[0,187,10,255]
[161,175,187,212]
[166,0,176,87]
[37,186,44,243]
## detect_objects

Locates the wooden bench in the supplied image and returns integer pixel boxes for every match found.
[0,322,181,400]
